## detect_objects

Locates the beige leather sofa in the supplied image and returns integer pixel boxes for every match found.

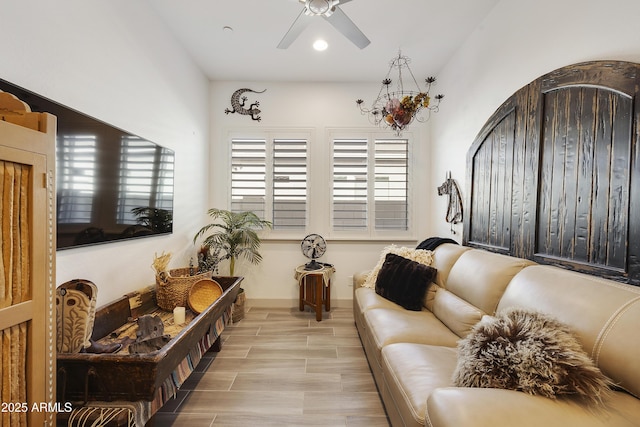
[353,244,640,427]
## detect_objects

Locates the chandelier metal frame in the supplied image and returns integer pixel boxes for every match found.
[356,51,444,136]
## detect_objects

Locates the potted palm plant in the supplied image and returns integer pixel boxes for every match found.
[193,208,272,321]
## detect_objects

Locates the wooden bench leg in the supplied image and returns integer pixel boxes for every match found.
[210,336,222,352]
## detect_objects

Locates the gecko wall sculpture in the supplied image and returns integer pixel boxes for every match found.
[224,88,266,121]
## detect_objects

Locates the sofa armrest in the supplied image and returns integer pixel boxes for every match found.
[426,387,639,427]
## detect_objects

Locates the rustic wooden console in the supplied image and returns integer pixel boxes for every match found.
[56,276,243,426]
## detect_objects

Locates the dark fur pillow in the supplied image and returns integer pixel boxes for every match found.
[452,308,614,405]
[375,253,437,311]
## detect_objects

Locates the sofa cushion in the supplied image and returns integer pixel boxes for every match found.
[355,286,406,314]
[452,308,614,405]
[432,288,485,338]
[375,253,437,311]
[428,243,472,289]
[427,249,533,342]
[382,343,458,426]
[498,265,640,399]
[365,308,459,353]
[438,249,534,316]
[426,387,640,427]
[354,287,407,338]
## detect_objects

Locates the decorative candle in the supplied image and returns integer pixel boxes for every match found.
[173,306,185,325]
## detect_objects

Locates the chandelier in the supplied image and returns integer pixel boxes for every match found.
[356,51,443,135]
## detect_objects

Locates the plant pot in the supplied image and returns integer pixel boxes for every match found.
[231,288,246,323]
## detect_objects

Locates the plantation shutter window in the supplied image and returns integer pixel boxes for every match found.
[332,138,368,230]
[272,138,307,229]
[375,138,408,230]
[230,134,309,230]
[229,130,412,238]
[231,138,267,218]
[331,135,410,234]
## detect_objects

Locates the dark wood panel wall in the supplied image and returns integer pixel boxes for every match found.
[464,61,640,285]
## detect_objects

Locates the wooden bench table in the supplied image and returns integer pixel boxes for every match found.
[56,276,243,426]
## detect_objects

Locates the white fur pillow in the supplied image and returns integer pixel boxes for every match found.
[362,245,434,289]
[452,308,614,405]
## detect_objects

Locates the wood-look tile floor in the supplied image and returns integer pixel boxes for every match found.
[148,306,390,426]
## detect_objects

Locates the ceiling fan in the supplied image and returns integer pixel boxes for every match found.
[277,0,370,49]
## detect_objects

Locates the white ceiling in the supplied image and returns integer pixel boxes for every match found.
[148,0,500,83]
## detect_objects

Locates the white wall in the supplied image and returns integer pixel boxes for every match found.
[429,0,640,238]
[4,0,639,307]
[209,0,640,305]
[209,81,437,305]
[0,1,210,306]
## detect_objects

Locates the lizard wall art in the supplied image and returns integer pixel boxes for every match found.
[224,88,266,121]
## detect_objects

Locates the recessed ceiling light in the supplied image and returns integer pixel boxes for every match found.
[313,39,328,51]
[222,26,234,33]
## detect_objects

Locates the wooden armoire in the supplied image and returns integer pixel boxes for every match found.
[0,92,56,426]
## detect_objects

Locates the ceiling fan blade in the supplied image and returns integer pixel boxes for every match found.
[337,0,354,4]
[277,8,313,49]
[324,6,370,49]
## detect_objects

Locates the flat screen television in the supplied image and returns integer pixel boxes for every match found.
[0,79,174,250]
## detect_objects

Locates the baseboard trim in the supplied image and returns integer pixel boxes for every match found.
[246,298,352,309]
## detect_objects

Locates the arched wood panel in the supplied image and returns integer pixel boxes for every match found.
[536,85,632,271]
[465,101,517,253]
[464,61,640,285]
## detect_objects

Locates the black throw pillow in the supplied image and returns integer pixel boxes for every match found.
[375,253,437,311]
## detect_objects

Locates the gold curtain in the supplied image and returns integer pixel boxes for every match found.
[0,160,30,427]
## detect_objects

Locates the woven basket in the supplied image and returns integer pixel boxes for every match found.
[188,279,223,314]
[155,268,212,311]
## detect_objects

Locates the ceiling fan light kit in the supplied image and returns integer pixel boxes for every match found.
[313,39,329,51]
[302,0,339,17]
[356,51,444,136]
[278,0,370,49]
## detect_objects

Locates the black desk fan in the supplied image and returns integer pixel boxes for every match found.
[301,233,327,271]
